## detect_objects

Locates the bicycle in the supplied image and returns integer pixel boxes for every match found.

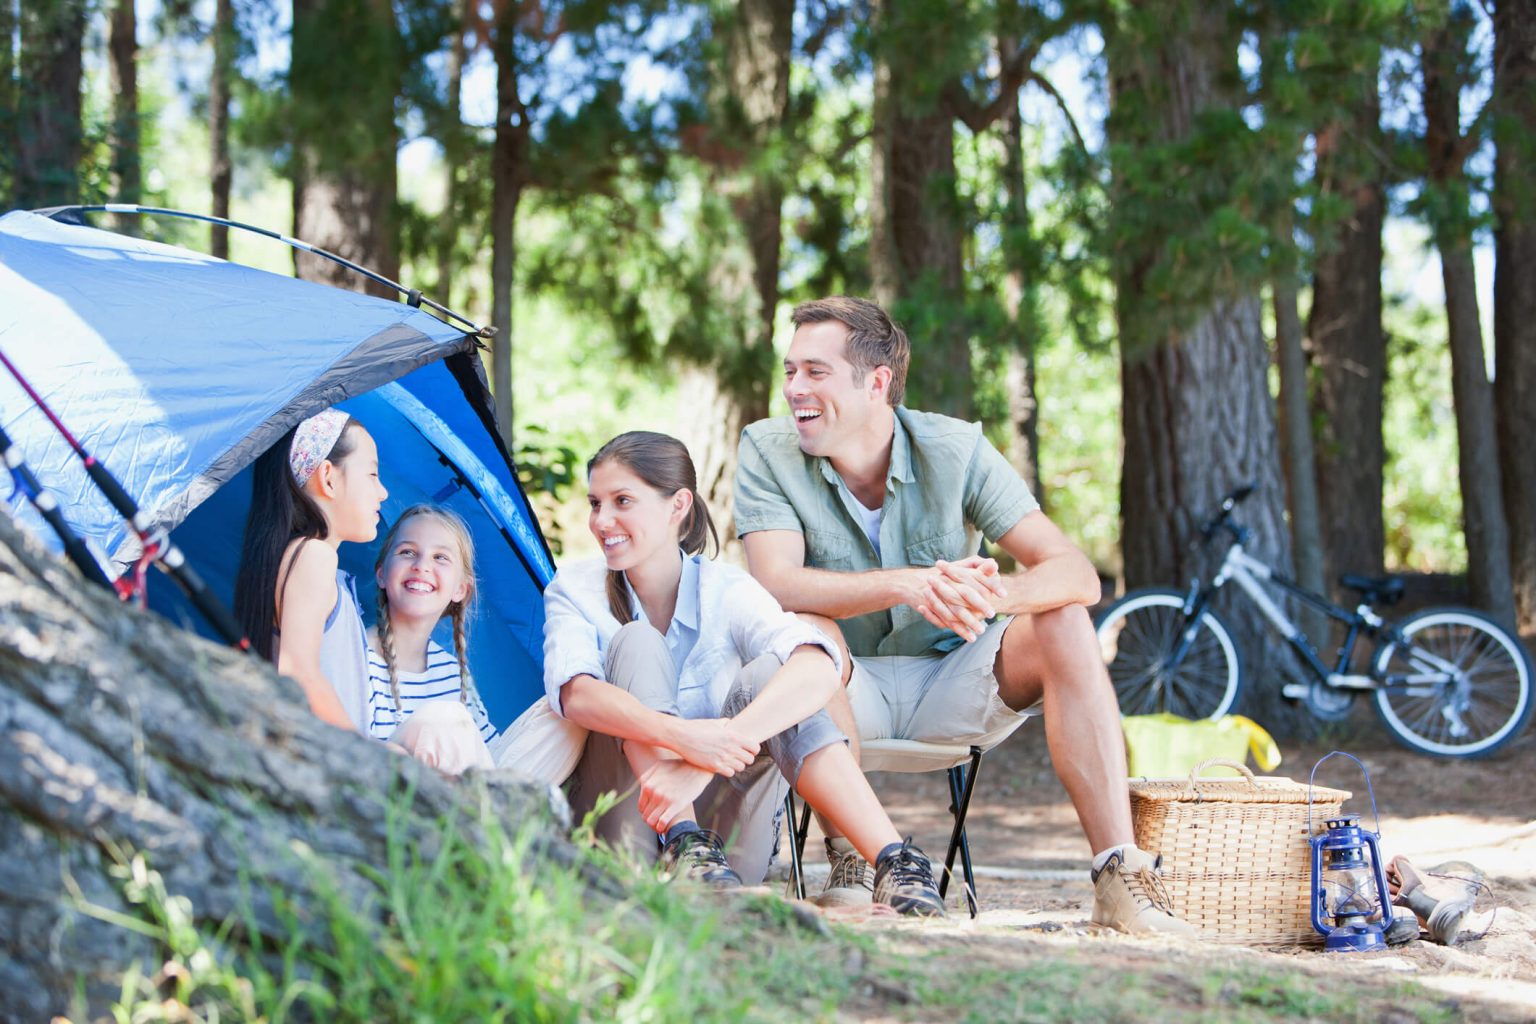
[1093,483,1534,758]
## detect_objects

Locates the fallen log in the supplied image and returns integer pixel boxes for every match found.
[0,511,572,1022]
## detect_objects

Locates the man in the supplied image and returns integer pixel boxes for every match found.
[733,295,1192,934]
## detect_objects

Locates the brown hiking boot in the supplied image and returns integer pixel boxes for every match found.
[1090,847,1198,936]
[815,837,873,908]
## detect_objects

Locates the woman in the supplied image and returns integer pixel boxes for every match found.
[542,431,944,915]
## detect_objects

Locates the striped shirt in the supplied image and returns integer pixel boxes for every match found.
[364,639,496,743]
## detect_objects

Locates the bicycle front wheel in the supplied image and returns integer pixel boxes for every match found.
[1094,587,1243,719]
[1372,607,1533,758]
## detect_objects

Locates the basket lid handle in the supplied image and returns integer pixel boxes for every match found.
[1184,758,1260,791]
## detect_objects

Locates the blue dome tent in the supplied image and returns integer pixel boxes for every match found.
[0,210,553,728]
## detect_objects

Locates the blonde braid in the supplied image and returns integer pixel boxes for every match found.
[451,600,470,704]
[375,588,403,713]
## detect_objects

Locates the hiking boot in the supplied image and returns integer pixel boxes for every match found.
[659,828,742,890]
[872,838,946,918]
[816,837,873,908]
[1090,847,1197,936]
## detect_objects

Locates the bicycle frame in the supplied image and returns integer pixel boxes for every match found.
[1199,543,1377,685]
[1179,541,1464,700]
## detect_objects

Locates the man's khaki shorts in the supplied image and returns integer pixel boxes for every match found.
[846,616,1041,752]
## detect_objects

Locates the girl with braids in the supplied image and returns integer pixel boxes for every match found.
[542,431,945,915]
[364,505,495,774]
[234,408,386,731]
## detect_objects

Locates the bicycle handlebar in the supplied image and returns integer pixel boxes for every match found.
[1197,482,1257,542]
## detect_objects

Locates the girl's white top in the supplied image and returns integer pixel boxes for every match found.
[364,638,496,742]
[542,551,842,720]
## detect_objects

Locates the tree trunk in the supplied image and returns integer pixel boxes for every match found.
[1308,65,1386,590]
[1273,273,1326,646]
[1493,0,1536,631]
[490,6,528,448]
[108,0,139,229]
[723,0,787,435]
[998,53,1041,502]
[1423,10,1516,626]
[209,0,234,259]
[1107,3,1301,732]
[868,37,899,310]
[14,0,85,209]
[0,513,572,1022]
[289,0,400,296]
[1,0,14,198]
[677,0,790,535]
[436,0,467,307]
[869,0,970,418]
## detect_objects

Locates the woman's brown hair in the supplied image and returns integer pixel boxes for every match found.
[587,431,719,623]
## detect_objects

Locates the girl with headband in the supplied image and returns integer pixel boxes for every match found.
[235,408,388,731]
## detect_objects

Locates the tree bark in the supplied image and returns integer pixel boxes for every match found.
[289,0,400,297]
[998,50,1041,502]
[209,0,234,259]
[868,36,899,311]
[1107,3,1301,732]
[676,0,791,536]
[0,513,572,1023]
[1493,0,1536,630]
[436,0,468,307]
[490,4,528,448]
[0,1,13,187]
[1423,10,1516,626]
[868,0,971,419]
[108,0,140,229]
[14,0,86,209]
[1308,63,1386,590]
[1273,274,1326,646]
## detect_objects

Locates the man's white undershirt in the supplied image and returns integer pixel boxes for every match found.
[850,492,883,560]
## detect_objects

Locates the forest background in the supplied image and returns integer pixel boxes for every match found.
[5,0,1536,736]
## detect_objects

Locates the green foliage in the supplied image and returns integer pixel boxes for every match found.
[1382,256,1466,572]
[90,798,863,1023]
[81,787,1464,1024]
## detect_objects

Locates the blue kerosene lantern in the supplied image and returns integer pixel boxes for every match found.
[1308,753,1394,952]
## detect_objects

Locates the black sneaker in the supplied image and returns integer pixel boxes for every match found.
[872,838,946,917]
[659,828,743,889]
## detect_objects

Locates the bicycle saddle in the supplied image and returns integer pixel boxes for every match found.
[1339,573,1405,605]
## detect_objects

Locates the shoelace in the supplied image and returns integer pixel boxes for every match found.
[882,841,934,890]
[827,848,871,890]
[1128,866,1177,915]
[676,830,732,871]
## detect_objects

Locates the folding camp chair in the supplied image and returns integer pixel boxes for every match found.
[783,733,1023,919]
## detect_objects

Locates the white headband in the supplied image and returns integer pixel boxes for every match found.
[288,409,351,486]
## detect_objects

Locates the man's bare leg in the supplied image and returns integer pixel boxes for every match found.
[991,604,1133,854]
[992,606,1192,934]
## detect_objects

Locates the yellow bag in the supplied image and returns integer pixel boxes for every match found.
[1122,713,1281,777]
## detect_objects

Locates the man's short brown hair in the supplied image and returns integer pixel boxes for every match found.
[790,296,910,407]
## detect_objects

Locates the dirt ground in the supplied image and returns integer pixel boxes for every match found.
[788,718,1536,1020]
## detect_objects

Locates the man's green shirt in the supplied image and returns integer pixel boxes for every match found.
[735,407,1039,658]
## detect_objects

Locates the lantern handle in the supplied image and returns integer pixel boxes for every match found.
[1308,750,1382,836]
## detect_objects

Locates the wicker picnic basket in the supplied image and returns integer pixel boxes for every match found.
[1129,758,1351,947]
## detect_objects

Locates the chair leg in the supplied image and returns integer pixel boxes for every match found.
[940,746,984,918]
[783,790,805,900]
[784,789,815,900]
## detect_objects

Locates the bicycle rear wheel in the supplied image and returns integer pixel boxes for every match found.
[1372,607,1533,758]
[1093,587,1242,719]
